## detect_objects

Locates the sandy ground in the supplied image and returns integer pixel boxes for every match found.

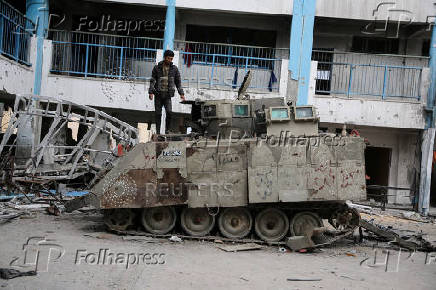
[0,210,435,290]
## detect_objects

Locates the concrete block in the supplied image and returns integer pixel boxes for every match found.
[286,236,315,251]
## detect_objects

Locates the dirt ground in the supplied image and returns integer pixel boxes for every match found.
[0,210,436,290]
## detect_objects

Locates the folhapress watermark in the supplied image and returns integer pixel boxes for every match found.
[190,130,348,151]
[9,237,65,272]
[76,15,165,35]
[75,249,166,269]
[9,237,167,273]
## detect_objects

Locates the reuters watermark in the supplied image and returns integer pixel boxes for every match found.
[145,182,234,198]
[75,249,166,269]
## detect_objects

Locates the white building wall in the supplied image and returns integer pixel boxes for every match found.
[103,0,434,23]
[314,97,426,129]
[0,57,35,96]
[0,37,36,96]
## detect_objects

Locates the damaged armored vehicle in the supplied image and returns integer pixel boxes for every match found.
[93,72,366,242]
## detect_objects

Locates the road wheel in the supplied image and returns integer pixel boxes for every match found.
[141,207,177,234]
[254,208,289,242]
[180,208,215,237]
[218,207,252,239]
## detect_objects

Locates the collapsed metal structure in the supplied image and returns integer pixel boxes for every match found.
[0,95,138,194]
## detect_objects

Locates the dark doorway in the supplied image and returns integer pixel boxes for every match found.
[365,147,391,201]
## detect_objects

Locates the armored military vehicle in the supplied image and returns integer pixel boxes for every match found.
[93,72,366,242]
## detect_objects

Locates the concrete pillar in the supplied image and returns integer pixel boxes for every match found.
[163,0,176,51]
[419,129,435,215]
[288,0,316,106]
[26,0,49,95]
[419,20,436,215]
[426,18,436,128]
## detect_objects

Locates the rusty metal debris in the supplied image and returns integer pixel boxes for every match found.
[0,94,138,196]
[359,218,434,251]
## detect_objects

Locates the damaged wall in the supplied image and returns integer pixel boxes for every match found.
[324,126,421,205]
[314,97,427,130]
[0,37,36,96]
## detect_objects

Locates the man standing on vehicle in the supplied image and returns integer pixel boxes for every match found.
[149,50,185,134]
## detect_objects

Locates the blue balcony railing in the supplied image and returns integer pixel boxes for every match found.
[312,50,428,100]
[0,0,35,66]
[50,30,162,80]
[175,41,282,92]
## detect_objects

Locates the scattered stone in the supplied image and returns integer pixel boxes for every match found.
[169,235,183,243]
[286,236,315,251]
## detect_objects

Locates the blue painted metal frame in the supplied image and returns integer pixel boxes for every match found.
[0,0,34,66]
[51,39,157,80]
[179,51,280,91]
[316,61,423,99]
[180,51,278,68]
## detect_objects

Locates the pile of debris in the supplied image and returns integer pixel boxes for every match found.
[0,189,94,225]
[285,202,436,252]
[0,94,138,198]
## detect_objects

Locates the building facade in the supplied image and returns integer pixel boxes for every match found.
[0,0,435,210]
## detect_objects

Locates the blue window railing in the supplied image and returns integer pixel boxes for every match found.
[0,0,35,66]
[50,30,162,80]
[312,50,428,100]
[175,41,282,92]
[179,51,281,92]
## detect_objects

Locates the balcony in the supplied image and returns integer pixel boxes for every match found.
[0,0,34,66]
[312,50,429,100]
[50,30,162,81]
[175,40,284,93]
